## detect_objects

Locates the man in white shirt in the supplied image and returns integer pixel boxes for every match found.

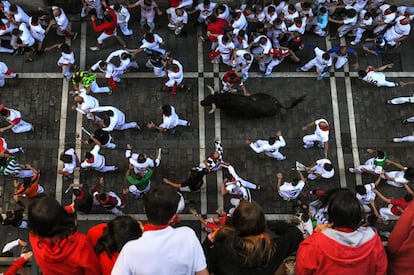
[277,171,306,201]
[112,185,208,275]
[384,16,411,47]
[302,118,329,158]
[71,88,100,121]
[246,130,286,160]
[87,106,140,131]
[306,159,334,180]
[147,105,189,132]
[166,7,188,36]
[81,145,117,172]
[296,47,332,81]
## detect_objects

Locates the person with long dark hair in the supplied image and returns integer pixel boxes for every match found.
[87,215,142,275]
[28,196,101,275]
[203,200,303,274]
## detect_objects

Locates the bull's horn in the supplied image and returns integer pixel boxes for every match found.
[209,103,216,114]
[206,85,215,95]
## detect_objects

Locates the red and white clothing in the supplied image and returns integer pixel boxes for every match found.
[75,88,100,120]
[278,180,305,201]
[373,4,397,34]
[91,182,125,215]
[296,227,387,274]
[112,226,207,274]
[105,49,138,75]
[379,197,412,221]
[231,49,253,80]
[384,16,411,46]
[221,70,243,92]
[10,5,29,24]
[194,1,216,23]
[1,106,33,133]
[159,105,188,129]
[17,22,35,48]
[231,11,248,32]
[261,48,290,75]
[0,62,17,87]
[303,118,329,148]
[91,60,122,82]
[133,0,158,31]
[382,170,410,187]
[89,106,138,131]
[29,16,45,42]
[362,68,398,87]
[166,7,188,35]
[215,34,234,65]
[81,145,117,172]
[356,182,376,212]
[224,165,258,200]
[112,4,132,35]
[92,6,118,44]
[165,59,184,87]
[57,45,75,79]
[0,137,20,154]
[52,6,71,35]
[287,17,307,35]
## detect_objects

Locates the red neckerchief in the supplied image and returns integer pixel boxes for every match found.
[144,215,179,231]
[320,125,329,131]
[31,23,38,26]
[86,155,94,163]
[334,227,356,233]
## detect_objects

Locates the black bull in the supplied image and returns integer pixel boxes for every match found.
[200,92,306,118]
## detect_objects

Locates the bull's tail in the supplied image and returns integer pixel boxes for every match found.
[282,95,306,109]
[206,85,217,114]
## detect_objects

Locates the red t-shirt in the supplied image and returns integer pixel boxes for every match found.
[207,18,228,42]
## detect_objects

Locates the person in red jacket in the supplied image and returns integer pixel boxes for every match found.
[204,15,228,50]
[296,189,387,275]
[87,215,142,275]
[28,196,101,275]
[90,1,126,51]
[387,198,414,274]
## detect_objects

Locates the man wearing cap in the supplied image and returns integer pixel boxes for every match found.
[91,177,127,215]
[0,105,33,134]
[246,130,287,160]
[327,44,359,70]
[81,145,117,172]
[306,158,335,180]
[302,118,330,158]
[72,71,111,94]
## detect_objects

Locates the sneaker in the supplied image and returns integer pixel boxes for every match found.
[241,77,247,83]
[296,67,303,72]
[135,123,141,130]
[108,87,113,95]
[403,119,408,124]
[262,73,270,78]
[18,147,24,153]
[350,41,358,46]
[349,168,355,173]
[89,46,100,51]
[386,100,392,104]
[186,121,190,127]
[393,138,403,143]
[72,32,78,41]
[303,144,312,149]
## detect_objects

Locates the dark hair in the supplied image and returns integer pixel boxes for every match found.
[328,189,363,229]
[113,3,121,11]
[404,193,414,202]
[404,167,414,180]
[104,12,113,22]
[60,43,71,53]
[94,216,142,258]
[358,70,367,78]
[376,150,385,159]
[144,32,154,41]
[9,4,17,12]
[323,163,334,171]
[11,29,21,36]
[162,105,172,116]
[85,152,93,160]
[28,196,76,238]
[322,53,330,61]
[346,8,357,18]
[268,6,275,13]
[60,153,72,163]
[288,4,295,11]
[137,154,147,163]
[73,188,81,196]
[31,16,39,24]
[319,7,327,14]
[144,185,179,225]
[389,5,397,12]
[214,201,275,267]
[207,15,216,22]
[121,52,131,60]
[103,117,110,128]
[268,137,276,145]
[355,185,366,195]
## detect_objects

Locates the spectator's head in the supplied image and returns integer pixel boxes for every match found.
[144,185,180,225]
[328,190,363,230]
[203,0,210,8]
[231,200,266,236]
[319,6,327,15]
[217,4,226,14]
[375,36,386,48]
[144,0,152,6]
[28,196,76,238]
[94,215,142,256]
[358,70,367,78]
[267,5,276,15]
[206,15,216,23]
[161,105,172,116]
[302,2,311,10]
[287,4,296,14]
[345,8,357,18]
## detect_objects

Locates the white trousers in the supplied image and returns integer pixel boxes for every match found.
[90,80,110,93]
[12,120,33,133]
